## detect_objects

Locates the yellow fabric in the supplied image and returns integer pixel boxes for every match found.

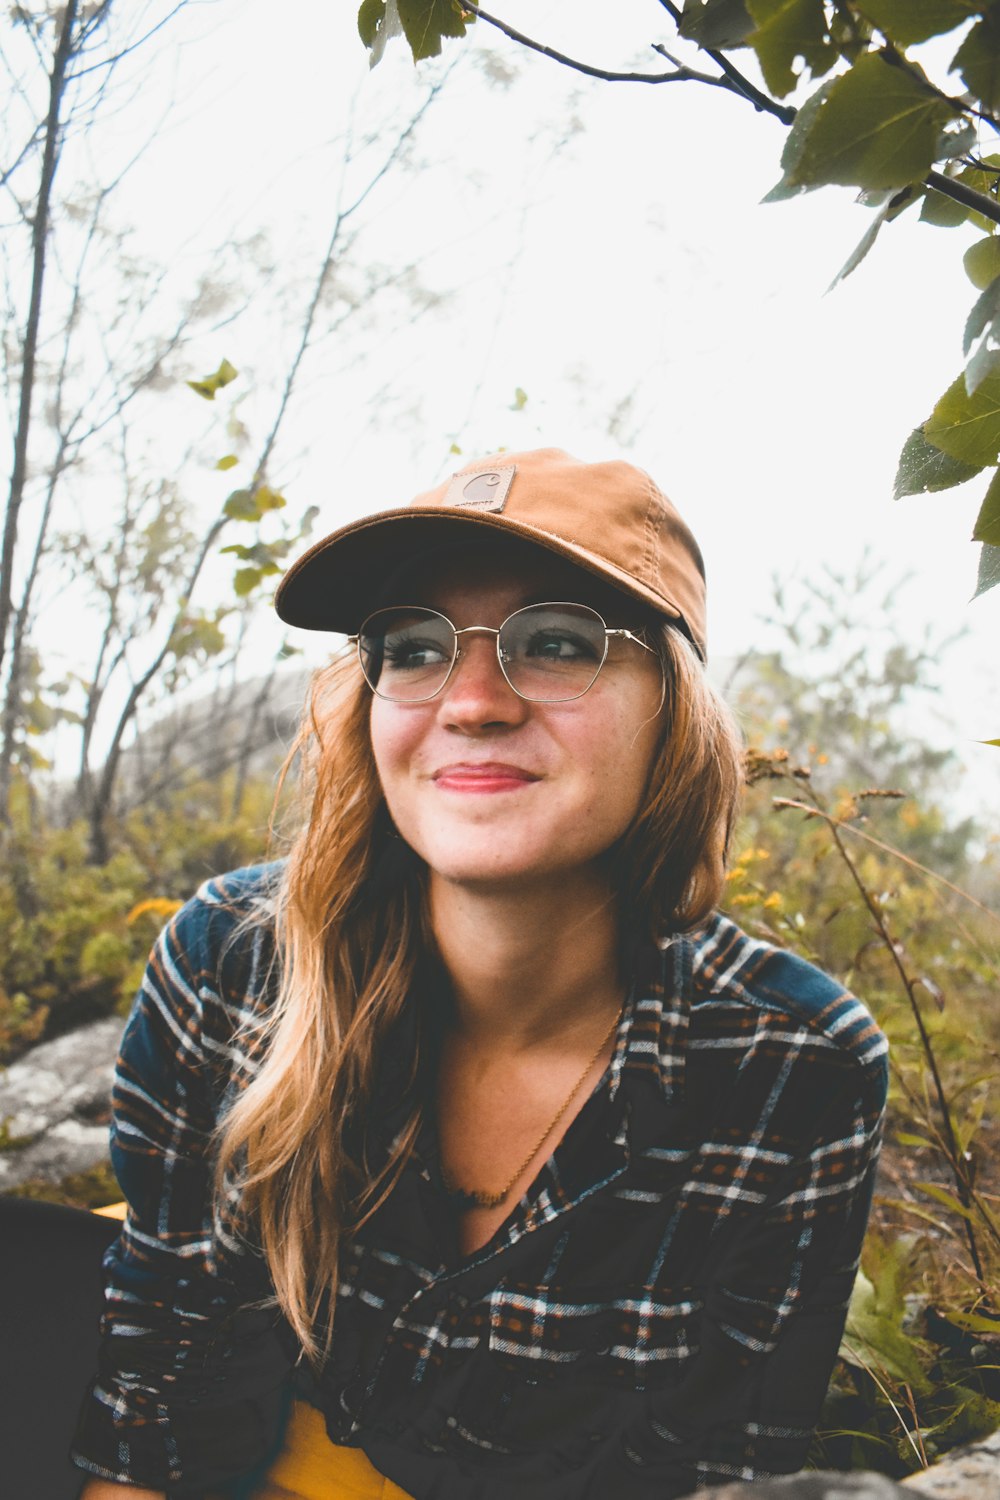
[249,1400,414,1500]
[94,1199,127,1219]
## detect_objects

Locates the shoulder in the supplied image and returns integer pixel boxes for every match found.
[146,860,285,1025]
[166,860,284,952]
[686,911,888,1107]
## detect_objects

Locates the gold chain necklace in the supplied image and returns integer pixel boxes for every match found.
[440,1007,622,1210]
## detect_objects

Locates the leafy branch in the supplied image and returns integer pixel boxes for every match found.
[770,781,1000,1293]
[358,1,1000,618]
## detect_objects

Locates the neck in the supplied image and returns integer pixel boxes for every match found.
[428,869,624,1048]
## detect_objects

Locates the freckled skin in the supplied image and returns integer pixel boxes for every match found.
[368,549,665,894]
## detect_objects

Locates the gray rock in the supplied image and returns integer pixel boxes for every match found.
[898,1428,1000,1497]
[0,1016,123,1186]
[704,1471,928,1497]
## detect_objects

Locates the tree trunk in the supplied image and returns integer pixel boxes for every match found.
[0,1,81,690]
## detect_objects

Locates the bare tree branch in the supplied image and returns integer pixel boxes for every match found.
[655,0,796,123]
[1,0,81,693]
[926,168,1000,227]
[459,2,737,92]
[69,1,186,81]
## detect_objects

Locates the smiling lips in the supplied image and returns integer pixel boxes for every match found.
[431,762,542,793]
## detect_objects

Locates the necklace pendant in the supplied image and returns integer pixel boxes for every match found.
[469,1187,507,1209]
[446,1183,507,1210]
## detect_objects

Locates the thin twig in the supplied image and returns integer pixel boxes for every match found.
[774,787,988,1289]
[655,0,796,124]
[770,797,1000,926]
[459,2,741,91]
[464,2,1000,227]
[840,1339,927,1469]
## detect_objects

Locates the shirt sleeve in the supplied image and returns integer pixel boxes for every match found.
[70,876,293,1497]
[620,987,889,1491]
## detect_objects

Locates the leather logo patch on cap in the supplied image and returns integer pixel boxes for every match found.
[444,465,515,512]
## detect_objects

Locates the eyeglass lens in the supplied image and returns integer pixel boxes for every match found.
[358,603,611,702]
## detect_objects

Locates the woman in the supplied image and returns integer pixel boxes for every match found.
[73,449,888,1499]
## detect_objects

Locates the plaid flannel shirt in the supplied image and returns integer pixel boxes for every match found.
[72,863,888,1499]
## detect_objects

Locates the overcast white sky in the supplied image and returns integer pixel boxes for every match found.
[19,0,1000,814]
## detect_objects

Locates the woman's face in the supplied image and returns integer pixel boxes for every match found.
[368,544,665,894]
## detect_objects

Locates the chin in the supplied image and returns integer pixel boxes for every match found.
[423,842,598,891]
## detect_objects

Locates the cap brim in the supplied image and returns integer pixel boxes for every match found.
[274,507,691,642]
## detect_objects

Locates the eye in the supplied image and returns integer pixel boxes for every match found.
[519,627,600,662]
[383,630,452,670]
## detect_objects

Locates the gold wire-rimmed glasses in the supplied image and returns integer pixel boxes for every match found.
[350,601,656,704]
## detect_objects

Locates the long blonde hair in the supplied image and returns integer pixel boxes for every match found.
[215,624,744,1360]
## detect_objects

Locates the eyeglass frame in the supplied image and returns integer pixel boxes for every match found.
[348,600,658,704]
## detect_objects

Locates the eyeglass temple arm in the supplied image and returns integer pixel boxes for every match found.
[607,628,657,656]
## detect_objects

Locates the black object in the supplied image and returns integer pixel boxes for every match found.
[0,1195,121,1500]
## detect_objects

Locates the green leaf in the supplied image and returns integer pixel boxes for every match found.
[893,426,982,498]
[920,181,969,227]
[952,14,1000,114]
[974,541,1000,597]
[223,489,258,521]
[964,340,1000,397]
[925,369,1000,467]
[680,0,755,48]
[254,484,287,512]
[746,0,834,98]
[983,737,1000,745]
[186,357,238,401]
[935,118,978,168]
[763,76,838,201]
[215,454,239,471]
[914,1180,977,1220]
[829,186,918,289]
[358,0,386,47]
[856,0,978,47]
[895,1131,937,1149]
[829,204,891,288]
[841,1268,928,1387]
[964,235,1000,290]
[234,566,263,597]
[783,51,960,192]
[396,0,471,62]
[938,1310,1000,1337]
[964,279,1000,355]
[509,387,528,411]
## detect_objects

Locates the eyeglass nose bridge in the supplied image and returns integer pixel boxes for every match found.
[448,623,515,687]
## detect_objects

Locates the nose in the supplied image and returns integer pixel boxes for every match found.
[436,631,527,732]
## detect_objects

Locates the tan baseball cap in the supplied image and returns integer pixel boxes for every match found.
[274,447,708,660]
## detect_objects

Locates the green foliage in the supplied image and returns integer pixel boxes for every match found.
[360,0,472,63]
[0,770,283,1062]
[974,540,1000,595]
[772,52,959,189]
[746,1,837,99]
[728,572,1000,1475]
[679,0,755,48]
[973,470,1000,543]
[858,1,979,49]
[963,233,1000,289]
[953,12,1000,111]
[814,1234,1000,1474]
[360,4,1000,599]
[893,427,982,497]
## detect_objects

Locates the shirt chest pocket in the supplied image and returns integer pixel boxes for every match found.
[485,1281,703,1390]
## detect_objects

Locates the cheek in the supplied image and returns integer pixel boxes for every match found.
[572,695,662,829]
[368,701,418,802]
